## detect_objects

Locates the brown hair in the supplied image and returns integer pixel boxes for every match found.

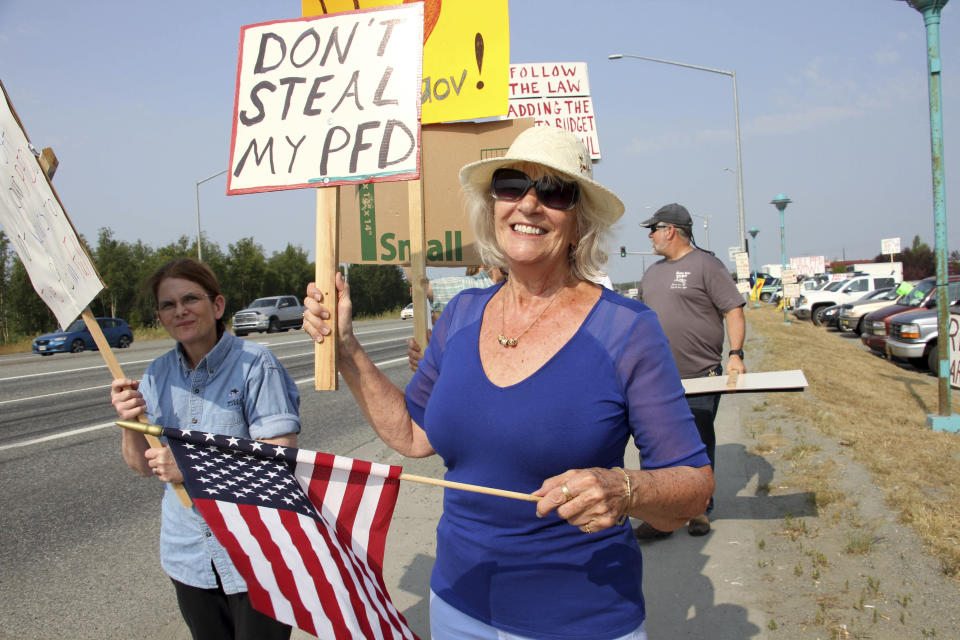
[147,258,225,335]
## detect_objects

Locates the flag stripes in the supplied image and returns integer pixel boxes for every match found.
[163,428,419,640]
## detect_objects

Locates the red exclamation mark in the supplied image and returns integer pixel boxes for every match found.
[475,33,484,89]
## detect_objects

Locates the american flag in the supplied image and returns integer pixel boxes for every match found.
[162,427,419,640]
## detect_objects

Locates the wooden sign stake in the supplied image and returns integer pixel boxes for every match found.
[407,179,429,349]
[81,308,192,508]
[314,187,340,390]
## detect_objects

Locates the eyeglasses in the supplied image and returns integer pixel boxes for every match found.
[490,168,580,211]
[158,293,214,315]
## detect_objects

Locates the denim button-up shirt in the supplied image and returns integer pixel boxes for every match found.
[140,331,301,593]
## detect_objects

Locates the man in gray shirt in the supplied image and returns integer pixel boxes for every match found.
[636,203,746,537]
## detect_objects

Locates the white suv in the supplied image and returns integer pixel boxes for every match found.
[793,275,897,326]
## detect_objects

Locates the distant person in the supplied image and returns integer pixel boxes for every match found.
[302,126,712,639]
[110,258,300,640]
[405,264,507,371]
[635,203,746,538]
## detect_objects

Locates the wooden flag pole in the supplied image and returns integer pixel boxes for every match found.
[84,309,191,508]
[407,180,429,349]
[34,147,191,507]
[116,420,540,503]
[314,187,340,391]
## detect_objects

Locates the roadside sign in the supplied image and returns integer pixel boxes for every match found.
[950,311,960,390]
[782,269,797,284]
[728,246,740,261]
[735,252,750,279]
[505,62,601,159]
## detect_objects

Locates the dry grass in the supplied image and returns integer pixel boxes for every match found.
[747,305,960,578]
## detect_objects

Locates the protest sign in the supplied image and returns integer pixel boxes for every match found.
[505,62,601,159]
[0,81,103,329]
[228,5,424,195]
[338,118,533,266]
[302,0,510,124]
[950,311,959,390]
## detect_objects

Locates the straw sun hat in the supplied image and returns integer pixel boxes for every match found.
[458,126,626,224]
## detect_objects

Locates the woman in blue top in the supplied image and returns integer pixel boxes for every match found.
[111,258,301,640]
[302,127,713,640]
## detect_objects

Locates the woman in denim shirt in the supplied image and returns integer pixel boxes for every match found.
[111,258,301,640]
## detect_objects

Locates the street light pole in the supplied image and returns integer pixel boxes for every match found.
[194,169,229,262]
[771,195,791,325]
[690,213,711,250]
[748,226,760,308]
[901,0,957,432]
[609,53,747,252]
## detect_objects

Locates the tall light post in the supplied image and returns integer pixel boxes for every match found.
[748,226,760,307]
[690,213,711,250]
[609,53,747,253]
[900,0,957,432]
[195,169,229,262]
[771,195,791,325]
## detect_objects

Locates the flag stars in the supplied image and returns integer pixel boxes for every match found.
[272,445,287,457]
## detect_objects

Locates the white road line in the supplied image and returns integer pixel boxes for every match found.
[0,356,408,452]
[0,421,115,452]
[0,383,111,405]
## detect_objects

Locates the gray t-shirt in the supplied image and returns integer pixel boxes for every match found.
[639,248,745,378]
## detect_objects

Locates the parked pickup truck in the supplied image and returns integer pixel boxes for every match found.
[231,295,305,336]
[792,274,896,326]
[887,288,960,371]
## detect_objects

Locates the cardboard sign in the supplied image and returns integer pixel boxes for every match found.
[302,0,510,124]
[505,62,601,159]
[683,370,808,395]
[228,5,424,195]
[950,311,960,390]
[735,252,750,279]
[790,255,825,276]
[339,118,533,266]
[0,82,103,328]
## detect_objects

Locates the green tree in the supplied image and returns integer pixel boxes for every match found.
[6,256,56,336]
[224,237,268,315]
[93,228,142,320]
[346,264,408,317]
[264,244,313,299]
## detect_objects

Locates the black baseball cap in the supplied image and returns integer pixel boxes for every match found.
[640,203,693,228]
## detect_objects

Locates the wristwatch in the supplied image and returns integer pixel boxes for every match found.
[728,349,744,358]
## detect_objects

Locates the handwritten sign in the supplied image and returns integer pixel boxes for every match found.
[881,237,901,255]
[950,311,960,390]
[302,0,509,124]
[227,5,424,195]
[790,255,825,276]
[0,82,103,328]
[505,62,601,159]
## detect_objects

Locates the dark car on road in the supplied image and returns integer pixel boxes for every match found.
[860,276,960,356]
[32,317,133,355]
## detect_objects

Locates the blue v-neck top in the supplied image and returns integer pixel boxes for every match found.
[405,283,708,640]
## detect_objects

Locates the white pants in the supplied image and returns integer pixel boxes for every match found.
[430,591,648,640]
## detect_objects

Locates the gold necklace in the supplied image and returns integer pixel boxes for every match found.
[498,283,565,348]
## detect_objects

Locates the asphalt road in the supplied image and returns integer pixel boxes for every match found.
[0,320,417,640]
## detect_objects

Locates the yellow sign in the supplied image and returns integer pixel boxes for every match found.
[302,0,509,123]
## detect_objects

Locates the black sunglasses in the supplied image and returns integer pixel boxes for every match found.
[490,168,580,211]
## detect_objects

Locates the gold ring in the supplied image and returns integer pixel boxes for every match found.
[560,483,572,502]
[584,522,594,534]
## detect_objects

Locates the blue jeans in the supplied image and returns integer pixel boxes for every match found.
[685,367,722,514]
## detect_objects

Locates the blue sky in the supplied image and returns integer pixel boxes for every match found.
[1,0,956,286]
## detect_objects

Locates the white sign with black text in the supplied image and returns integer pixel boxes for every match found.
[228,5,424,195]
